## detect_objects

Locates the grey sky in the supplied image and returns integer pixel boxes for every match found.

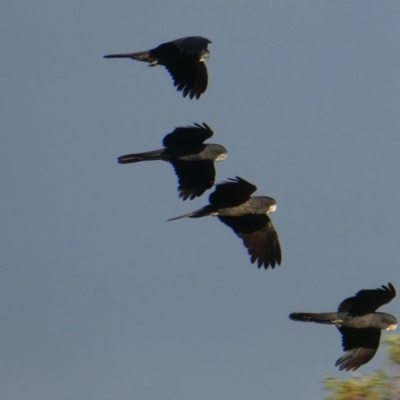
[2,1,400,399]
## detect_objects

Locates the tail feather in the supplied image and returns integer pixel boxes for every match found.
[167,205,213,221]
[104,51,150,62]
[118,149,165,164]
[289,312,337,325]
[167,211,199,221]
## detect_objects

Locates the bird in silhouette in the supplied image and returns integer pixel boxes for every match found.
[289,283,397,371]
[118,123,227,200]
[168,177,282,269]
[104,36,211,99]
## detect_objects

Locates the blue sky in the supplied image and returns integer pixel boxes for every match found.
[2,1,400,399]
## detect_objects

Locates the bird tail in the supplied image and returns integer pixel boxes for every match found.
[289,312,338,325]
[167,211,199,221]
[118,149,165,164]
[167,205,214,221]
[104,51,151,62]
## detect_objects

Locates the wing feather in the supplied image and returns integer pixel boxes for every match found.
[338,283,396,314]
[209,177,257,207]
[218,214,281,269]
[170,160,215,200]
[162,123,213,148]
[336,328,380,371]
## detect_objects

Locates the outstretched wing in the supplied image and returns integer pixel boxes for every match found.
[165,60,208,99]
[190,62,208,99]
[149,37,211,99]
[170,159,215,200]
[209,177,257,207]
[338,283,396,314]
[218,214,282,269]
[335,327,380,371]
[163,123,213,148]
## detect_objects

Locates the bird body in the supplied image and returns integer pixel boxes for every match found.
[290,311,397,330]
[168,177,282,269]
[172,197,277,219]
[118,123,227,200]
[118,144,227,163]
[217,197,277,216]
[289,283,397,371]
[104,36,211,99]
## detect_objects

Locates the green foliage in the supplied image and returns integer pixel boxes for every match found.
[322,335,400,400]
[384,335,400,366]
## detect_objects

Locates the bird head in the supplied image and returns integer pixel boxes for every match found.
[208,144,228,161]
[383,314,398,330]
[199,49,210,62]
[248,196,277,214]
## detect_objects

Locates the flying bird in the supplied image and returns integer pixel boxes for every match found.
[289,283,397,371]
[168,177,282,269]
[118,123,227,201]
[104,36,211,99]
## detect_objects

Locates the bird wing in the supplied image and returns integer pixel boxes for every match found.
[338,283,396,314]
[170,36,211,55]
[218,214,282,269]
[162,123,213,148]
[150,37,210,61]
[170,159,216,201]
[335,327,380,371]
[164,60,208,99]
[191,62,208,99]
[209,177,257,207]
